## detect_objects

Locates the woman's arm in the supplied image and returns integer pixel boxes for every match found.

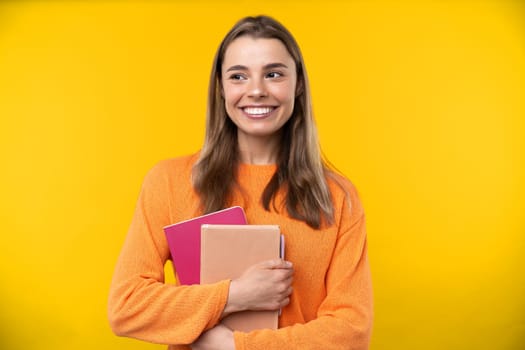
[107,162,230,345]
[207,187,373,350]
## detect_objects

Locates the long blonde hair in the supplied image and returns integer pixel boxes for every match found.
[193,15,334,229]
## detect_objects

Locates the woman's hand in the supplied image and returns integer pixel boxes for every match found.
[223,259,294,315]
[190,324,234,350]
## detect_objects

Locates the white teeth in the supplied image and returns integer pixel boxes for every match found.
[243,107,273,115]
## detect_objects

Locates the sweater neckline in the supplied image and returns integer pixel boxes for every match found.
[237,162,277,181]
[238,162,277,171]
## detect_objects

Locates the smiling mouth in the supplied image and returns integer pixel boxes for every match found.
[242,107,275,116]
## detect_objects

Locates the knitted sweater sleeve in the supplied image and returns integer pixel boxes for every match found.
[107,161,230,346]
[233,185,373,350]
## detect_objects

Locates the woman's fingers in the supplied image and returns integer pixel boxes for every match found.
[259,259,293,269]
[224,259,294,313]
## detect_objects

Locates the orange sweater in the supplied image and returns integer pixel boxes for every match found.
[108,153,373,349]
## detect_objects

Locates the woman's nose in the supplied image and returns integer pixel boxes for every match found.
[247,78,268,98]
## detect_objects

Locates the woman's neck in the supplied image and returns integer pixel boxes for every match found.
[237,133,281,165]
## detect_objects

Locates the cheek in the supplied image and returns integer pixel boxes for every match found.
[272,82,296,103]
[223,86,242,107]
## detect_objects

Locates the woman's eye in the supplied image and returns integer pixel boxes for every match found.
[229,74,245,80]
[266,72,283,79]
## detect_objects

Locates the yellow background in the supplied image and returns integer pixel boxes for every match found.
[0,0,523,349]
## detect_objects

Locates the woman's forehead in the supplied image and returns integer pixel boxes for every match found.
[222,37,295,70]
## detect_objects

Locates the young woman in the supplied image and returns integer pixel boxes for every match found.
[108,15,373,350]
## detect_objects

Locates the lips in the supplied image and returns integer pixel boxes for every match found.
[242,106,275,116]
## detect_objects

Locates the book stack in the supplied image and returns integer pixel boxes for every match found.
[163,207,284,332]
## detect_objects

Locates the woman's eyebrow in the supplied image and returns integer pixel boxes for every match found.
[264,63,288,70]
[225,62,289,72]
[225,65,248,72]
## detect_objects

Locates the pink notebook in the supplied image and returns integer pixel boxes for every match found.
[163,206,247,285]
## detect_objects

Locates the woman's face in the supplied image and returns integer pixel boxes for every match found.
[221,36,297,143]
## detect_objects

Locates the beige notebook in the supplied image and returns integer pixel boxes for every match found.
[200,224,282,332]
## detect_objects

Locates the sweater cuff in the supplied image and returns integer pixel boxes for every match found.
[207,279,231,329]
[233,330,246,350]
